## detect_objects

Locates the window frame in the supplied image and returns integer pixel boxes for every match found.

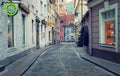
[99,1,118,52]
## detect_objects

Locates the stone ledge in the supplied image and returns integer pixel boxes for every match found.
[0,47,36,72]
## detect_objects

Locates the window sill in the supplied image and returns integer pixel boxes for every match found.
[8,47,17,52]
[100,44,115,49]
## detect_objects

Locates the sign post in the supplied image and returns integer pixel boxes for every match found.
[4,2,18,16]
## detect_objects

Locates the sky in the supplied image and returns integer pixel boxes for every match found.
[67,0,73,3]
[66,0,74,14]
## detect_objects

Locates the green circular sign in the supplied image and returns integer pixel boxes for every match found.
[4,3,18,16]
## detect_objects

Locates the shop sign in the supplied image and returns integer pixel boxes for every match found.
[47,22,55,25]
[4,3,18,16]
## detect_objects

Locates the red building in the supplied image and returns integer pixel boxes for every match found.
[66,14,74,26]
[60,15,66,42]
[60,14,75,42]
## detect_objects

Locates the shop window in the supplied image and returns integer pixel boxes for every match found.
[105,21,115,45]
[99,2,118,51]
[8,16,14,47]
[99,1,119,52]
[100,10,115,46]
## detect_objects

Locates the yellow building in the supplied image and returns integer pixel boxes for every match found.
[55,0,60,43]
[47,0,56,44]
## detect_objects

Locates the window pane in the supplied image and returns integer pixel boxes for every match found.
[102,9,115,19]
[22,14,26,44]
[8,16,14,47]
[105,21,115,45]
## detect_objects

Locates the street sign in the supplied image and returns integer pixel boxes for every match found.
[4,2,18,16]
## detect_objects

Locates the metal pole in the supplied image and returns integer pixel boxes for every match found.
[81,0,83,23]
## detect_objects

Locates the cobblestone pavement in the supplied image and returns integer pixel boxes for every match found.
[23,43,115,76]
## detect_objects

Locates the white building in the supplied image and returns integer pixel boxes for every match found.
[0,0,48,66]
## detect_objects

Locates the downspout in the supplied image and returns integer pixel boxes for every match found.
[88,7,92,55]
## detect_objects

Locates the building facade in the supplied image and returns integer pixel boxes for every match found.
[88,0,120,63]
[47,0,56,44]
[60,14,75,42]
[55,0,60,44]
[74,0,88,42]
[64,14,75,42]
[0,0,50,67]
[60,15,66,42]
[0,0,38,65]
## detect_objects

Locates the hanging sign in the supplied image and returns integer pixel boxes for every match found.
[4,3,18,16]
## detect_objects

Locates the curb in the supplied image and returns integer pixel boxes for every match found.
[20,45,54,76]
[1,44,57,76]
[75,47,120,76]
[0,65,5,72]
[81,56,120,76]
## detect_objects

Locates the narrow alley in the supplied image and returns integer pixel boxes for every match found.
[0,0,120,76]
[21,43,114,76]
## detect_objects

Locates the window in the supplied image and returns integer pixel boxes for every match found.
[8,16,14,47]
[60,27,63,31]
[102,10,115,19]
[105,21,115,45]
[32,20,34,43]
[99,2,118,51]
[22,14,26,44]
[60,21,64,25]
[60,36,63,40]
[49,31,51,41]
[69,20,74,24]
[100,10,115,46]
[41,25,43,39]
[40,1,42,15]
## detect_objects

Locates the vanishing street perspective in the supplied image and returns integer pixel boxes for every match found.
[0,0,120,76]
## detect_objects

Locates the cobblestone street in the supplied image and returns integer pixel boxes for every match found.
[23,43,115,76]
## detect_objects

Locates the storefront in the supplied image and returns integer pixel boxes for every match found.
[88,0,120,63]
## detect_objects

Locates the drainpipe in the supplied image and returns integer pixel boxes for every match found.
[88,7,92,55]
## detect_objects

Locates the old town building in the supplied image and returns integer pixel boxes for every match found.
[0,0,52,68]
[74,0,88,42]
[88,0,120,63]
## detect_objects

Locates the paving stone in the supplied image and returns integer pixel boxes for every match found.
[23,43,115,76]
